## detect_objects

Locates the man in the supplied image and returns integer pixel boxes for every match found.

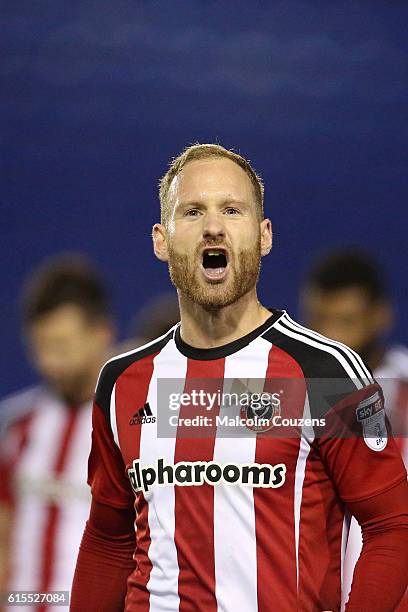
[71,144,408,611]
[0,256,114,611]
[301,249,408,610]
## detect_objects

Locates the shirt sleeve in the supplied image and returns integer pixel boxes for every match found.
[88,400,134,509]
[71,499,136,612]
[345,479,408,611]
[316,383,408,609]
[316,382,407,503]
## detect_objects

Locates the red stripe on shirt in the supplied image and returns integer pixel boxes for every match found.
[254,343,305,612]
[115,352,158,612]
[297,452,343,610]
[174,358,225,612]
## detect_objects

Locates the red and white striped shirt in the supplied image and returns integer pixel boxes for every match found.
[90,310,406,611]
[0,388,92,612]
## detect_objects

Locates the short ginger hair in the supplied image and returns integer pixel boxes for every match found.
[159,143,264,226]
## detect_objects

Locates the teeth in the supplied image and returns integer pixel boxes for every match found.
[207,250,222,256]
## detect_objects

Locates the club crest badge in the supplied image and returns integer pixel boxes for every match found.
[240,393,280,433]
[356,391,387,452]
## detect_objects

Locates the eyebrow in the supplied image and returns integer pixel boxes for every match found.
[178,198,249,209]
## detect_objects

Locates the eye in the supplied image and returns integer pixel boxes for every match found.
[225,207,239,215]
[184,208,201,217]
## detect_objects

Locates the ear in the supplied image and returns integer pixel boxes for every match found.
[260,218,272,256]
[152,223,169,262]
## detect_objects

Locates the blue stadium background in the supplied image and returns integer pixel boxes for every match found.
[2,1,407,396]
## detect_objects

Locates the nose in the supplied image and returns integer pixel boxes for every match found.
[202,211,225,241]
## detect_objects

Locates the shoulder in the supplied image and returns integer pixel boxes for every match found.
[262,312,374,387]
[0,385,43,434]
[95,325,177,415]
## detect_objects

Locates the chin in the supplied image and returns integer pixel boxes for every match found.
[194,287,240,310]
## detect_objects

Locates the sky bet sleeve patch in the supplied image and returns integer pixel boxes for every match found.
[356,391,388,452]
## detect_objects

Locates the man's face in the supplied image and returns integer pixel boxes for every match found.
[27,304,111,403]
[303,287,389,353]
[156,157,271,309]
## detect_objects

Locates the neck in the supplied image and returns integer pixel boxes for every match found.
[58,362,107,407]
[178,289,272,349]
[59,381,95,407]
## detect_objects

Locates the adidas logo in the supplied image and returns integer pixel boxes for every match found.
[129,402,156,426]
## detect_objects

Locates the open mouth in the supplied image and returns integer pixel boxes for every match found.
[201,248,229,281]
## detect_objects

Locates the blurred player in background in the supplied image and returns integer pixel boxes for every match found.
[129,292,180,342]
[301,248,408,610]
[0,255,115,610]
[115,293,180,354]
